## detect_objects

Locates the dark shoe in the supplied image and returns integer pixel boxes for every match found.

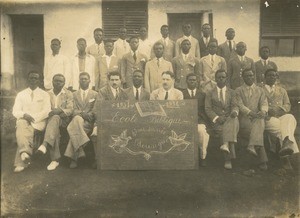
[279,142,294,157]
[247,146,257,156]
[70,160,78,169]
[282,158,293,170]
[200,159,207,167]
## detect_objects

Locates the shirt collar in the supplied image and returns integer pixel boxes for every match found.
[49,88,65,96]
[217,86,227,92]
[208,54,215,59]
[131,50,138,55]
[80,88,89,93]
[187,88,197,93]
[261,58,269,63]
[102,54,115,58]
[133,86,142,92]
[28,87,40,93]
[183,35,192,40]
[162,37,169,41]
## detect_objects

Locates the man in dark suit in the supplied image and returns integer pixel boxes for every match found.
[120,36,148,88]
[199,23,218,58]
[205,70,239,170]
[182,73,209,166]
[217,28,236,64]
[255,46,278,84]
[153,25,175,62]
[227,42,256,90]
[125,69,150,101]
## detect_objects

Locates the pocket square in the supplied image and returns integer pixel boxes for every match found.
[89,98,95,103]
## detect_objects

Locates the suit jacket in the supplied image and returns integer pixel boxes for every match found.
[144,58,173,93]
[175,36,200,58]
[227,55,256,90]
[151,38,175,62]
[73,89,98,122]
[254,60,278,84]
[199,37,218,58]
[96,55,120,91]
[262,84,291,116]
[217,41,236,64]
[182,88,208,124]
[205,86,238,122]
[113,38,130,60]
[70,54,96,90]
[199,54,227,83]
[235,84,268,116]
[172,54,200,90]
[86,43,105,59]
[125,87,150,101]
[150,87,183,100]
[120,51,148,87]
[98,85,128,101]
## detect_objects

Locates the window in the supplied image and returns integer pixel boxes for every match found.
[102,0,148,40]
[260,0,300,56]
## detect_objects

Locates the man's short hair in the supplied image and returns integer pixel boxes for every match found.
[129,36,139,42]
[77,38,86,44]
[139,26,148,31]
[27,70,40,78]
[259,46,270,53]
[181,39,191,46]
[225,28,235,34]
[182,23,191,28]
[215,69,227,78]
[236,41,246,48]
[153,41,164,49]
[264,68,278,77]
[51,38,61,45]
[160,25,168,31]
[104,39,114,45]
[52,73,65,81]
[202,23,210,28]
[79,72,90,79]
[94,28,103,34]
[162,71,175,79]
[186,73,198,80]
[241,68,253,77]
[108,71,121,80]
[208,39,218,46]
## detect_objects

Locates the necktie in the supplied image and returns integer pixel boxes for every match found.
[163,38,167,47]
[248,87,252,99]
[241,56,244,62]
[82,90,86,102]
[229,41,232,52]
[30,91,34,101]
[264,60,267,66]
[98,44,101,54]
[133,52,137,62]
[191,90,194,98]
[123,40,126,49]
[205,38,208,46]
[157,58,160,67]
[164,91,168,100]
[211,56,214,67]
[115,89,119,100]
[220,88,225,106]
[136,88,139,100]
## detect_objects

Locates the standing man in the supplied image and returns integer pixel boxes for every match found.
[138,26,152,59]
[263,69,298,169]
[205,70,239,170]
[70,38,96,91]
[199,39,227,93]
[217,28,236,64]
[113,27,130,60]
[255,46,278,84]
[235,69,268,170]
[144,42,173,93]
[96,39,120,91]
[36,74,73,171]
[175,23,200,58]
[120,36,148,88]
[86,28,105,59]
[65,72,98,169]
[152,25,175,62]
[125,69,150,101]
[150,71,183,100]
[172,39,200,90]
[199,23,218,58]
[13,71,51,173]
[44,38,70,90]
[182,73,210,167]
[227,42,256,90]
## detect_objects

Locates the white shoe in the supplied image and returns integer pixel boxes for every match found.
[21,152,30,164]
[47,161,59,171]
[14,166,25,173]
[37,144,47,154]
[220,144,230,153]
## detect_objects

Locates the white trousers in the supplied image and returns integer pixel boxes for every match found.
[198,124,210,159]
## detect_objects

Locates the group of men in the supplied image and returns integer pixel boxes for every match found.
[12,23,298,173]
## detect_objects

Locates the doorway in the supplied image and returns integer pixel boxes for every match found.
[10,15,44,91]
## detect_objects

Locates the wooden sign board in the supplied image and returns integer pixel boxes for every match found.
[96,100,199,170]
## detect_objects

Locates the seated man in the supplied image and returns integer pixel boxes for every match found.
[235,69,268,170]
[36,74,73,171]
[205,70,239,170]
[125,69,150,101]
[182,73,210,166]
[150,71,183,100]
[263,69,299,169]
[12,71,51,173]
[65,72,98,169]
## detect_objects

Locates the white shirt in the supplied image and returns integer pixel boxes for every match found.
[139,38,152,58]
[238,55,245,62]
[12,87,51,131]
[49,89,66,108]
[226,40,235,49]
[110,86,120,98]
[131,50,139,56]
[203,36,210,46]
[187,88,197,97]
[182,53,190,61]
[265,84,275,93]
[80,88,89,101]
[162,37,169,46]
[103,54,115,67]
[113,38,130,60]
[217,86,226,102]
[44,53,70,89]
[261,59,269,66]
[208,54,216,64]
[133,86,142,99]
[86,42,105,58]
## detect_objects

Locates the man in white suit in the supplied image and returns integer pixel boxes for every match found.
[113,27,130,60]
[199,39,227,93]
[150,71,183,100]
[70,38,96,91]
[138,26,152,59]
[144,42,173,93]
[175,23,200,58]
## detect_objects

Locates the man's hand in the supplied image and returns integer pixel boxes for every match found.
[80,112,90,121]
[230,111,238,118]
[248,111,257,119]
[23,113,35,123]
[49,108,63,117]
[256,111,266,119]
[216,116,226,124]
[268,108,276,117]
[91,126,97,136]
[67,86,73,92]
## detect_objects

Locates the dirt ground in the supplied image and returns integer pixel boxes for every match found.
[1,136,300,218]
